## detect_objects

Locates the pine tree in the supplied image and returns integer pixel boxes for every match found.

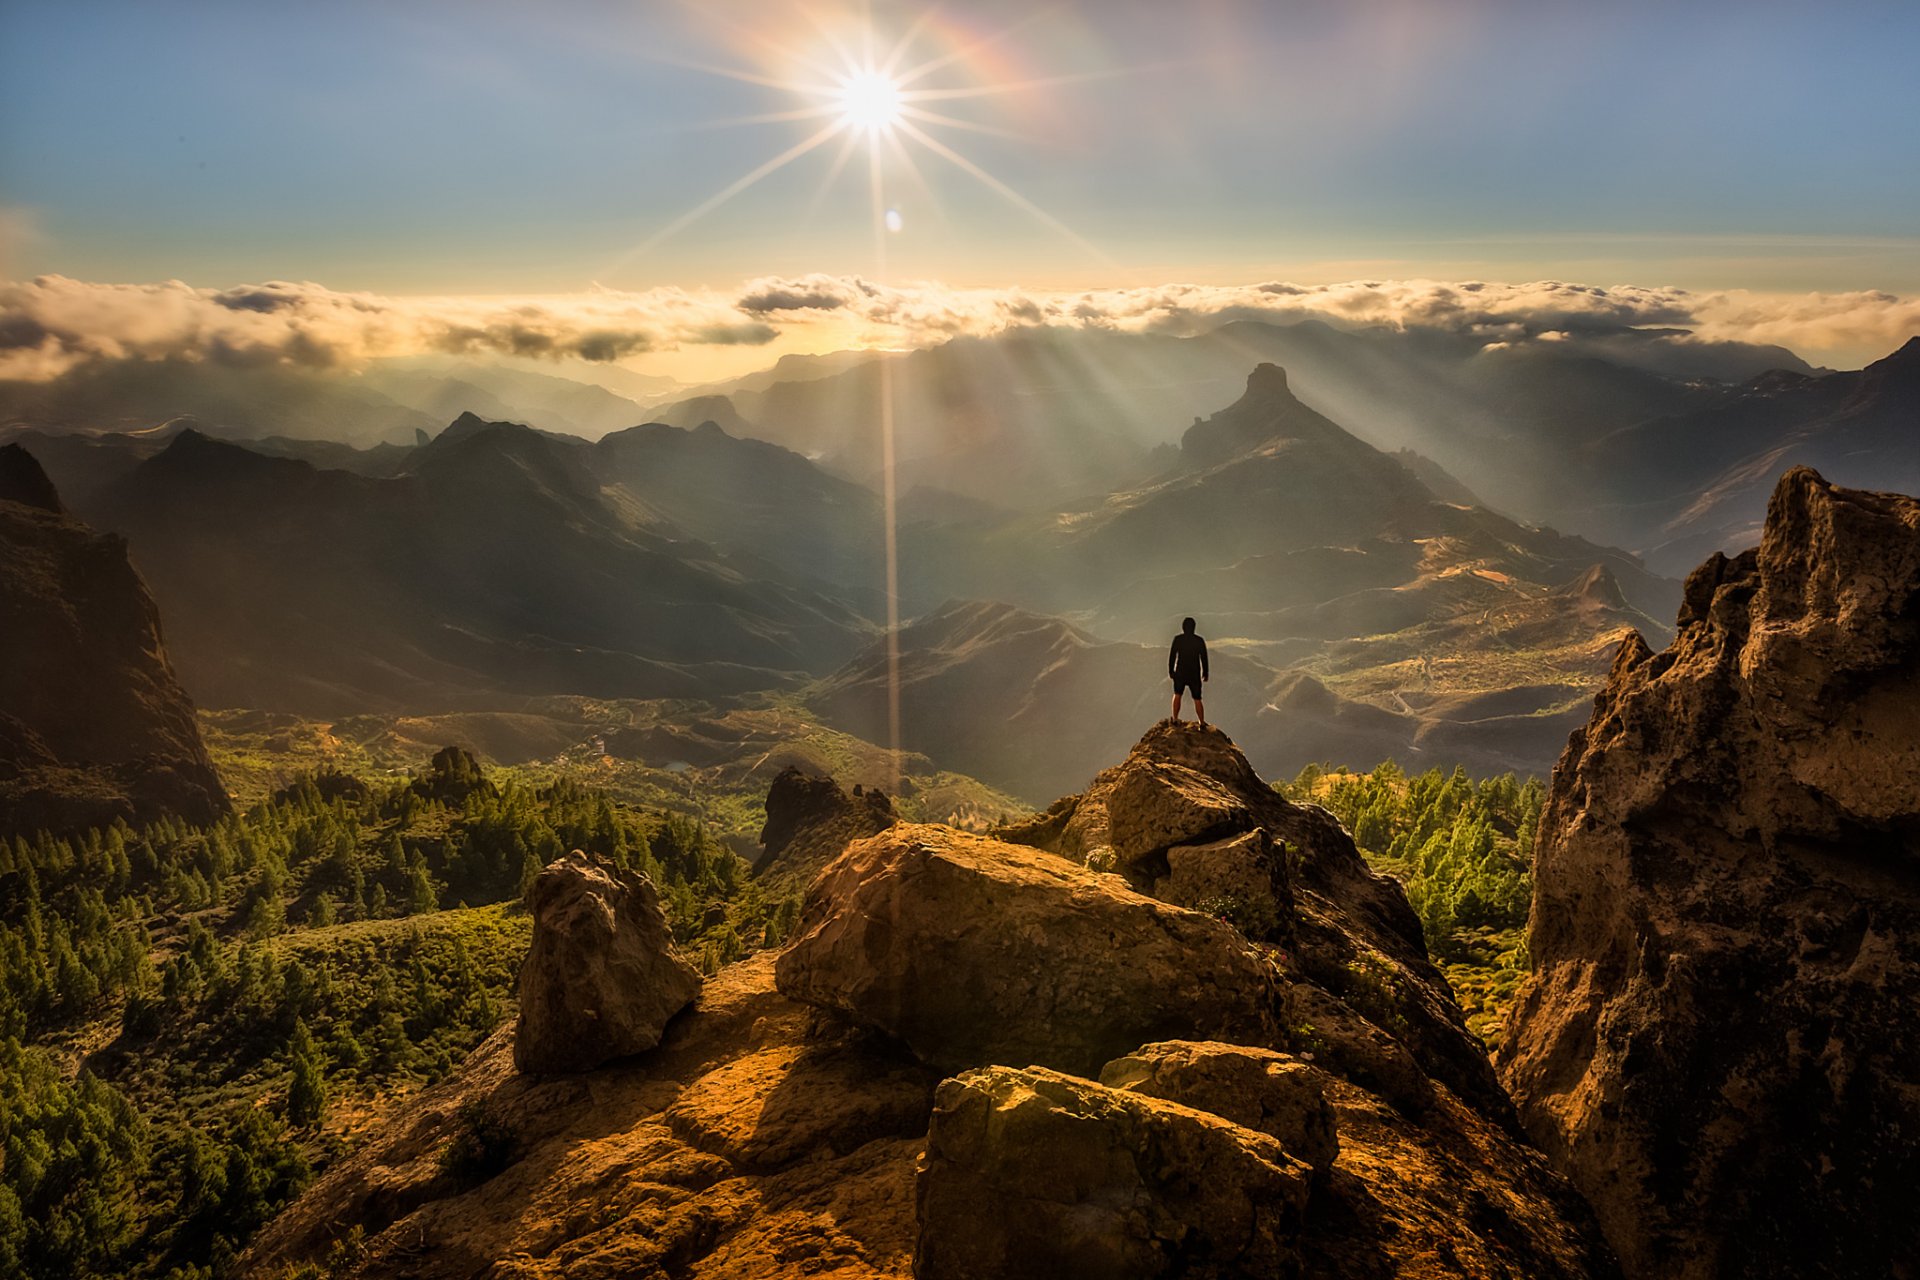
[286,1020,328,1127]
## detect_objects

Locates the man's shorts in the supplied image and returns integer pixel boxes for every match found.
[1172,676,1203,699]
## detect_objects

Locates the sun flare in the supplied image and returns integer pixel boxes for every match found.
[835,68,904,134]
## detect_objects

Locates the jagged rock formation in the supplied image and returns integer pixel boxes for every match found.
[0,444,227,836]
[1498,467,1920,1279]
[754,765,896,885]
[1000,720,1511,1120]
[250,722,1616,1279]
[514,850,701,1074]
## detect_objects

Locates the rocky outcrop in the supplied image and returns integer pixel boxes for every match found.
[915,1064,1313,1280]
[1000,720,1511,1122]
[0,445,228,836]
[514,850,701,1074]
[1498,467,1920,1279]
[253,722,1617,1279]
[245,956,939,1279]
[754,764,896,886]
[773,824,1279,1076]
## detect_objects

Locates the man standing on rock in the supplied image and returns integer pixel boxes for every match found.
[1168,616,1209,725]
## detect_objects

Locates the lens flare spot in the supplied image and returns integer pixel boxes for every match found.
[885,207,904,233]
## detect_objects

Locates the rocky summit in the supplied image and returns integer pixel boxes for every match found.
[248,720,1615,1279]
[1498,467,1920,1280]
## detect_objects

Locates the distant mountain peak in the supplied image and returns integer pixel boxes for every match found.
[1179,361,1369,468]
[0,443,66,514]
[1246,361,1291,395]
[1558,562,1629,610]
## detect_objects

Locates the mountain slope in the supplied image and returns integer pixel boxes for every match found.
[0,444,228,835]
[0,358,436,447]
[93,423,871,712]
[659,319,1809,521]
[1598,336,1920,571]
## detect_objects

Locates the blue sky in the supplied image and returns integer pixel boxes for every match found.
[2,1,1917,376]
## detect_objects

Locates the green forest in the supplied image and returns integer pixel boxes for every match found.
[0,748,794,1280]
[1278,761,1543,1045]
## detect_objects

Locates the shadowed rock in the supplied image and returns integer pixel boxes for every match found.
[514,850,701,1074]
[915,1064,1311,1280]
[0,446,228,836]
[1498,466,1920,1279]
[1099,1040,1339,1174]
[754,764,896,886]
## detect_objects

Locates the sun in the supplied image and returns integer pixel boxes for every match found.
[834,68,904,134]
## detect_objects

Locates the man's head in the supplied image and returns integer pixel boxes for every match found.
[1182,616,1196,634]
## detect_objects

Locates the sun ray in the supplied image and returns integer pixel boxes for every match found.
[890,9,1054,88]
[894,117,1112,263]
[806,128,865,215]
[616,119,846,265]
[688,103,845,132]
[898,68,1138,103]
[898,105,1027,141]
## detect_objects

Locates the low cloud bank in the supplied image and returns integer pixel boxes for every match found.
[1,272,1914,382]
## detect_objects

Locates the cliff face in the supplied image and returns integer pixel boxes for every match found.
[249,721,1616,1280]
[0,445,228,835]
[1497,466,1920,1279]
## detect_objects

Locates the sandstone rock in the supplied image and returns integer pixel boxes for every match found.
[246,955,932,1280]
[754,764,896,887]
[774,823,1278,1076]
[515,850,701,1074]
[1001,719,1513,1124]
[1498,467,1920,1279]
[1106,758,1252,867]
[915,1064,1311,1280]
[1098,1041,1338,1174]
[1156,828,1291,940]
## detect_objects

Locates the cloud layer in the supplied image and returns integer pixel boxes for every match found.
[2,271,1915,382]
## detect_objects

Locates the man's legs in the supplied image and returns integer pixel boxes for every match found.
[1171,690,1184,720]
[1195,696,1206,726]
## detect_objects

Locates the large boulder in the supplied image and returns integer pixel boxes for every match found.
[773,823,1279,1076]
[1098,1040,1338,1175]
[1105,759,1252,867]
[514,850,701,1074]
[915,1064,1311,1280]
[1498,468,1920,1279]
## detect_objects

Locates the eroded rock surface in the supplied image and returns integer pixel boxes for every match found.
[1099,1040,1339,1174]
[1498,467,1920,1279]
[915,1064,1311,1280]
[515,850,702,1074]
[773,823,1278,1076]
[246,956,937,1279]
[1000,719,1512,1123]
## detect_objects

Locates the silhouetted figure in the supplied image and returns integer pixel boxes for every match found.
[1168,616,1209,724]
